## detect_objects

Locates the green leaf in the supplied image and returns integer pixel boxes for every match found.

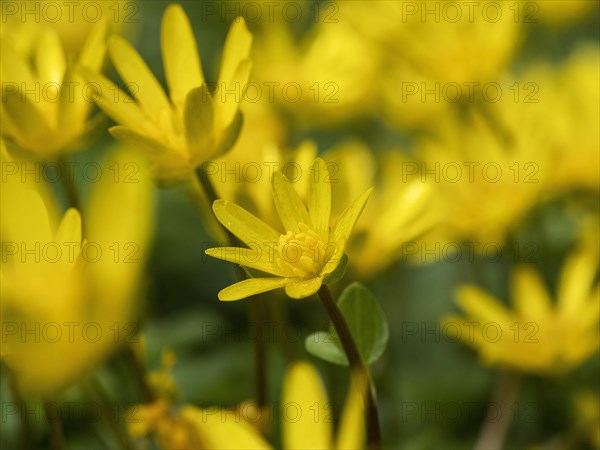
[305,282,389,365]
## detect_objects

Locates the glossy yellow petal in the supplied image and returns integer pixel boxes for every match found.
[78,67,149,132]
[218,18,253,87]
[321,238,346,278]
[181,405,272,449]
[336,371,367,450]
[308,158,332,242]
[272,171,311,232]
[212,199,281,246]
[109,126,175,162]
[455,285,514,329]
[332,188,373,242]
[161,4,204,110]
[108,36,172,124]
[558,247,599,318]
[205,247,288,277]
[512,266,551,321]
[35,28,66,87]
[215,58,252,133]
[2,90,51,146]
[184,85,214,159]
[284,277,323,299]
[282,362,332,450]
[218,278,289,301]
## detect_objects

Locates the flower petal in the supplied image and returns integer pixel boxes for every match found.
[455,285,514,329]
[181,405,273,450]
[332,187,373,242]
[308,158,332,242]
[558,246,599,319]
[35,28,66,87]
[161,4,205,110]
[284,277,323,299]
[184,85,214,160]
[512,266,551,322]
[336,371,367,450]
[282,362,332,450]
[218,18,253,88]
[108,36,172,124]
[212,199,281,246]
[218,278,289,301]
[205,247,288,277]
[272,171,310,232]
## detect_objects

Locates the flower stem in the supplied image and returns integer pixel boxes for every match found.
[474,371,521,450]
[4,365,31,450]
[44,401,66,450]
[194,165,269,410]
[317,284,382,450]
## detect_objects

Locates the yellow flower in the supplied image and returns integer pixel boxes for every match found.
[574,390,600,450]
[129,358,365,449]
[1,21,107,157]
[0,146,154,395]
[80,4,253,182]
[446,246,599,375]
[535,0,600,26]
[205,158,373,300]
[326,144,436,279]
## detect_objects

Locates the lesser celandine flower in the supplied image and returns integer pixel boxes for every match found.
[205,158,373,300]
[0,21,107,157]
[446,245,599,375]
[81,4,253,182]
[0,146,154,395]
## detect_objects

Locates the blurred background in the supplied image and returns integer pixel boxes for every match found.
[1,0,599,449]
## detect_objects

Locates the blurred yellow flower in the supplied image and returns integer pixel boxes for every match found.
[574,390,600,450]
[535,0,600,26]
[418,104,551,245]
[130,360,364,449]
[81,4,252,182]
[205,158,373,300]
[0,146,154,395]
[326,144,435,278]
[446,245,599,375]
[252,20,378,126]
[1,20,107,157]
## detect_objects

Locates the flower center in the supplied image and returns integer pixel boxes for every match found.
[275,223,329,279]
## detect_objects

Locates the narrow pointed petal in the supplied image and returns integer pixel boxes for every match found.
[78,67,149,132]
[215,58,252,134]
[282,362,332,450]
[272,172,310,232]
[2,85,51,145]
[184,85,214,160]
[336,371,367,450]
[205,247,288,277]
[78,19,108,71]
[218,278,289,301]
[558,247,599,318]
[512,266,551,321]
[218,18,253,87]
[332,187,373,242]
[284,277,323,299]
[36,28,66,87]
[161,4,205,110]
[455,285,513,329]
[108,36,172,124]
[308,158,332,242]
[212,200,281,246]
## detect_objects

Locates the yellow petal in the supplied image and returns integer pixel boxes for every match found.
[36,28,66,87]
[272,172,310,232]
[181,405,272,449]
[184,85,214,160]
[218,278,289,301]
[108,36,172,124]
[512,266,551,321]
[308,158,332,242]
[332,188,373,242]
[282,362,332,450]
[218,18,253,88]
[161,4,205,110]
[215,58,252,134]
[205,247,288,277]
[212,200,281,246]
[558,247,599,318]
[321,237,346,278]
[78,67,149,132]
[336,371,367,450]
[284,277,323,299]
[2,85,51,147]
[455,285,514,329]
[77,19,108,72]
